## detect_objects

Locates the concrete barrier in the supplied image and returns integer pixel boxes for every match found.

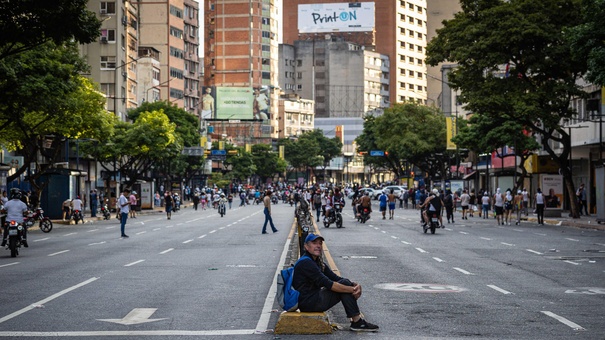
[274,311,332,334]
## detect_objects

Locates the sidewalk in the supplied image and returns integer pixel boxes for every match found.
[520,212,605,231]
[50,202,195,226]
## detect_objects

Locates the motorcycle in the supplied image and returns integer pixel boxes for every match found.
[424,211,439,234]
[323,202,344,228]
[254,197,262,205]
[72,209,83,224]
[5,220,26,258]
[271,195,278,205]
[218,201,226,217]
[100,203,111,220]
[23,207,53,233]
[357,207,371,223]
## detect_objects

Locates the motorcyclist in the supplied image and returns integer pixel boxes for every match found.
[1,188,29,247]
[420,189,444,228]
[358,191,372,216]
[71,195,84,223]
[323,191,333,222]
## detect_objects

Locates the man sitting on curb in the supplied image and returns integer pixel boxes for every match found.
[292,233,379,332]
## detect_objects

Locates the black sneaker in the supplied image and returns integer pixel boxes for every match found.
[350,319,379,332]
[121,234,129,238]
[22,239,28,248]
[1,239,6,247]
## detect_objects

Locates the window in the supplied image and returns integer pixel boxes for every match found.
[170,26,183,39]
[130,84,137,94]
[408,16,413,23]
[297,72,302,79]
[417,58,423,65]
[100,2,116,14]
[417,5,423,13]
[408,84,414,90]
[417,32,422,39]
[170,67,184,79]
[262,17,270,25]
[408,43,414,50]
[170,47,184,58]
[262,72,270,80]
[408,29,414,37]
[170,5,183,18]
[100,56,116,69]
[297,84,303,90]
[262,31,271,38]
[417,19,422,26]
[170,88,184,99]
[408,70,414,77]
[297,60,302,66]
[100,83,114,96]
[417,85,423,91]
[417,72,423,78]
[261,45,270,52]
[100,29,116,42]
[417,46,423,52]
[409,56,414,63]
[409,3,414,10]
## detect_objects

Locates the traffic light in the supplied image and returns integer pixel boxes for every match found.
[385,151,389,156]
[358,151,368,156]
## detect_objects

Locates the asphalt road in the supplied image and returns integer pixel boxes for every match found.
[0,202,603,340]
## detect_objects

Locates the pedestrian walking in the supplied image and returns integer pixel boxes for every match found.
[90,189,98,217]
[535,188,545,225]
[378,191,388,220]
[514,189,523,225]
[261,190,278,234]
[576,183,589,216]
[444,190,454,223]
[118,188,131,238]
[493,188,505,225]
[192,192,200,210]
[481,192,490,219]
[522,188,529,216]
[129,191,138,218]
[469,189,476,217]
[164,191,173,220]
[504,189,513,225]
[387,189,396,219]
[460,189,470,220]
[227,193,233,209]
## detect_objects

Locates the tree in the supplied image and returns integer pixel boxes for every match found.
[251,144,287,184]
[0,0,101,60]
[355,103,446,181]
[283,135,323,184]
[298,129,343,181]
[568,0,605,86]
[224,148,256,182]
[0,41,113,200]
[427,0,587,217]
[128,101,203,185]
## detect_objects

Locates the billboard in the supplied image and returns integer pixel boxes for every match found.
[298,2,375,33]
[201,86,270,121]
[541,174,563,210]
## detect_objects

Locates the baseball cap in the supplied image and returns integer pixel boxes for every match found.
[304,233,325,243]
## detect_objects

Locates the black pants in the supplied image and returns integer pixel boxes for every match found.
[536,204,545,224]
[445,206,454,222]
[298,279,360,318]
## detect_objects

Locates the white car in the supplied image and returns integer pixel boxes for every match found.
[358,188,380,200]
[382,186,407,197]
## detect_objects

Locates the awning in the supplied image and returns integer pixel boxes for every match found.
[463,171,477,180]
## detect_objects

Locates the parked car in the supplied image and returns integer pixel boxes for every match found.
[358,187,380,200]
[382,185,407,197]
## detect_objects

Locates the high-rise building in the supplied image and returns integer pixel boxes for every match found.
[81,0,140,121]
[138,0,201,116]
[283,0,428,106]
[202,0,280,139]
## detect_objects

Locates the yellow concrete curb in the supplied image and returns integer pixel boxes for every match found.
[274,312,332,334]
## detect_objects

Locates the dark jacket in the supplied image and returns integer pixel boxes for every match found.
[292,252,343,305]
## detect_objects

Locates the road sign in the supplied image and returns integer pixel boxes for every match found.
[370,150,384,157]
[181,147,204,156]
[209,155,226,161]
[211,149,226,156]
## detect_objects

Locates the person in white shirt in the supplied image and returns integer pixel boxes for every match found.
[71,196,84,223]
[1,189,29,247]
[118,189,131,238]
[535,188,545,225]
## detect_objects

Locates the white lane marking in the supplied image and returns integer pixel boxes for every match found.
[166,225,174,228]
[433,257,444,262]
[0,277,98,324]
[0,262,19,268]
[159,248,174,255]
[87,229,99,232]
[512,229,523,232]
[391,235,397,239]
[401,241,411,245]
[534,232,547,236]
[48,250,70,257]
[453,267,473,275]
[255,225,291,333]
[183,239,193,244]
[444,228,453,231]
[64,233,77,237]
[415,247,427,253]
[374,227,379,230]
[186,219,202,223]
[198,235,207,239]
[219,227,225,230]
[596,243,605,247]
[501,242,515,246]
[0,330,256,336]
[459,231,468,235]
[88,241,106,246]
[177,223,184,226]
[106,226,116,229]
[480,237,492,241]
[527,249,543,255]
[487,285,513,295]
[153,228,161,231]
[209,230,216,234]
[565,238,579,242]
[541,311,585,331]
[136,231,146,235]
[381,230,386,234]
[564,260,580,266]
[124,260,145,267]
[98,308,167,325]
[33,238,49,242]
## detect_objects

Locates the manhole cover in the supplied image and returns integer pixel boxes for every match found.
[375,283,467,293]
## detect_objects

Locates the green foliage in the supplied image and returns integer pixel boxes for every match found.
[251,144,287,182]
[226,148,256,181]
[567,0,605,86]
[128,101,199,147]
[0,0,101,60]
[355,103,446,177]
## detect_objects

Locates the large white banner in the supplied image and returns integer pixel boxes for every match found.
[298,2,375,33]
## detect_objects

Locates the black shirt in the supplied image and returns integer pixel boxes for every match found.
[292,253,343,305]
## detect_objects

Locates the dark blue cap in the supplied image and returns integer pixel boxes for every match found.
[304,233,325,243]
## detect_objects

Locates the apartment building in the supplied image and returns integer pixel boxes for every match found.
[280,39,389,118]
[138,0,201,116]
[81,0,140,121]
[203,0,280,139]
[283,0,428,106]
